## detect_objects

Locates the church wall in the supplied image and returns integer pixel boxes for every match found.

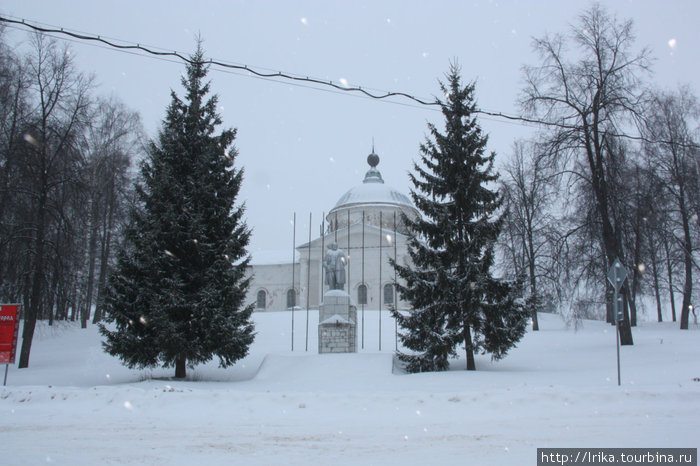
[246,262,300,312]
[247,225,414,313]
[300,225,412,311]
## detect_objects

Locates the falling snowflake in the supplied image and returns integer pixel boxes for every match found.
[668,38,677,50]
[123,401,133,411]
[339,78,349,87]
[23,134,39,147]
[300,17,308,25]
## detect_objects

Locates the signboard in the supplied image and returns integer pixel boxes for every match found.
[605,260,627,386]
[607,258,627,293]
[0,304,20,364]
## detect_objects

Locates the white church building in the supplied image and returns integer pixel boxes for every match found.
[246,149,419,312]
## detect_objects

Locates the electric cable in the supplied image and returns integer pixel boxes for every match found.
[2,15,699,150]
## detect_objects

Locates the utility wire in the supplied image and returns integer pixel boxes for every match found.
[0,15,441,105]
[2,15,699,150]
[0,15,580,124]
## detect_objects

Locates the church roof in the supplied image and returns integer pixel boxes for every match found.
[330,150,414,212]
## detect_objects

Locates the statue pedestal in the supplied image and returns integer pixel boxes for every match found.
[318,290,357,353]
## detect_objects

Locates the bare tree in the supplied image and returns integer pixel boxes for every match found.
[521,5,652,344]
[500,141,558,330]
[17,33,92,368]
[80,97,141,326]
[1,30,140,362]
[643,87,700,329]
[637,162,668,322]
[0,26,30,301]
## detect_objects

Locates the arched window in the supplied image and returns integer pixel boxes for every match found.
[384,283,394,306]
[286,289,296,309]
[357,284,367,305]
[256,290,266,310]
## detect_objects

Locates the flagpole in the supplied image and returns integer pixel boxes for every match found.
[306,212,312,352]
[321,212,325,295]
[291,212,296,351]
[394,211,398,352]
[361,210,365,349]
[347,209,351,296]
[379,211,383,351]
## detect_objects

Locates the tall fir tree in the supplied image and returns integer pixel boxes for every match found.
[100,43,254,379]
[392,64,528,372]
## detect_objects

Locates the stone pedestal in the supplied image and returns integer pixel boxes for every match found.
[318,290,357,353]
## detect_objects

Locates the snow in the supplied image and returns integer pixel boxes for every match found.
[1,313,699,465]
[319,314,351,325]
[333,181,413,210]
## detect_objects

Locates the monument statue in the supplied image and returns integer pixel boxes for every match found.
[323,242,347,291]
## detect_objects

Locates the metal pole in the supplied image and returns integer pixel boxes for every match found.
[306,212,312,352]
[379,211,383,351]
[606,259,626,386]
[347,210,351,294]
[291,212,296,351]
[361,210,365,349]
[3,364,8,386]
[321,212,325,294]
[616,292,622,386]
[394,211,398,352]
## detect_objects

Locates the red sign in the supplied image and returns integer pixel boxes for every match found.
[0,305,20,364]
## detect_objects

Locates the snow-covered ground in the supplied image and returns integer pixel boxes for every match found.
[1,312,698,465]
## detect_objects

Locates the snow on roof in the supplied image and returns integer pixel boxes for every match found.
[319,314,352,325]
[329,152,415,214]
[332,181,413,211]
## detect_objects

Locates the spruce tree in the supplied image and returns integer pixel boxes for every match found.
[100,43,254,379]
[392,64,528,372]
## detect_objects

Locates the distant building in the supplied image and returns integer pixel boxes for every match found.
[246,149,419,312]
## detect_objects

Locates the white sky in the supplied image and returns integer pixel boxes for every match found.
[2,0,699,253]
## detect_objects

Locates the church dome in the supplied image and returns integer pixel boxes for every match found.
[327,148,418,234]
[331,151,414,212]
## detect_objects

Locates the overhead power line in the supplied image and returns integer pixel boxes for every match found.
[2,15,699,151]
[1,15,442,106]
[0,15,572,125]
